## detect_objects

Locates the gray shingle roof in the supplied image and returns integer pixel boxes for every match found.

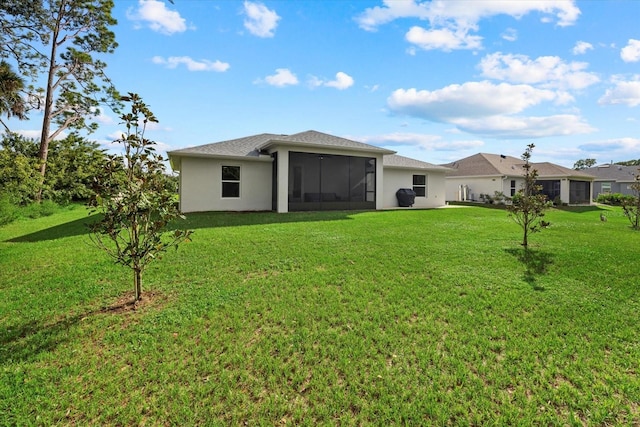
[383,154,451,171]
[168,133,280,158]
[583,164,639,182]
[168,130,394,159]
[443,152,594,179]
[259,130,395,154]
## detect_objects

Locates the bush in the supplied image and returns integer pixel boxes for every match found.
[596,193,635,206]
[21,200,59,219]
[0,196,19,226]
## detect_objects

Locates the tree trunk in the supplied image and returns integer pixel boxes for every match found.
[134,267,142,302]
[36,1,64,202]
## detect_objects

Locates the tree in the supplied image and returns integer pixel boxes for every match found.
[0,133,40,205]
[616,159,640,166]
[88,94,192,303]
[621,169,640,230]
[0,61,28,132]
[508,144,551,247]
[0,132,107,204]
[573,158,596,170]
[1,0,120,201]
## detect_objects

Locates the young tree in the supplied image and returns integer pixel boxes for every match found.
[621,169,640,230]
[1,0,120,200]
[88,94,192,303]
[573,158,596,170]
[508,144,551,247]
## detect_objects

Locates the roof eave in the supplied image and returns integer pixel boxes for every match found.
[259,139,396,155]
[167,151,273,163]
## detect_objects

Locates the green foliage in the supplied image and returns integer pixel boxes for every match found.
[621,170,640,230]
[0,60,27,132]
[596,192,635,206]
[0,194,19,225]
[0,132,106,204]
[507,144,551,247]
[616,159,640,166]
[1,0,120,200]
[88,94,192,302]
[573,158,596,170]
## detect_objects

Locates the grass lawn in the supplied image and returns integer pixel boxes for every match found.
[1,204,638,425]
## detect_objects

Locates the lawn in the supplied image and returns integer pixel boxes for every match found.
[1,204,638,425]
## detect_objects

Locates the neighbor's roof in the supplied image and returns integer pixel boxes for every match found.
[168,130,395,160]
[443,152,593,179]
[583,164,639,182]
[383,154,451,172]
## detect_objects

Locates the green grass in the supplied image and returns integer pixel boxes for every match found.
[1,204,638,425]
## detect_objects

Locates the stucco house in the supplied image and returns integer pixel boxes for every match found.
[442,153,594,204]
[168,130,450,213]
[583,164,639,197]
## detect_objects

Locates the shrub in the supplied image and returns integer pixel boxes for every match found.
[21,200,59,219]
[596,193,634,206]
[0,196,19,226]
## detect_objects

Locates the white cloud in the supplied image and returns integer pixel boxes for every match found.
[598,75,640,107]
[453,114,595,138]
[572,41,593,55]
[360,132,484,151]
[126,0,189,35]
[405,26,482,51]
[309,72,355,90]
[501,28,517,42]
[152,56,230,72]
[387,81,596,138]
[90,107,115,125]
[355,0,580,53]
[256,68,299,87]
[14,129,67,140]
[579,137,640,156]
[243,1,280,38]
[388,82,558,122]
[621,39,640,63]
[478,52,599,90]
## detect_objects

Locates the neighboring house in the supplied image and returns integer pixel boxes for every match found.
[168,130,450,213]
[442,153,594,204]
[584,164,639,197]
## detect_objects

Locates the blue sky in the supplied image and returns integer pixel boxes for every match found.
[12,0,640,167]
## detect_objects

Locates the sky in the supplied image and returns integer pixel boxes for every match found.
[9,0,640,168]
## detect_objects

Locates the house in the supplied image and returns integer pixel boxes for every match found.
[442,153,594,204]
[167,130,450,213]
[583,164,639,197]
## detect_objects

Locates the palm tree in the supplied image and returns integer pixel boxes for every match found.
[0,60,27,132]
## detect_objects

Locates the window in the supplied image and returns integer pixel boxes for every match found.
[510,180,516,196]
[221,166,240,198]
[413,174,426,197]
[601,182,612,194]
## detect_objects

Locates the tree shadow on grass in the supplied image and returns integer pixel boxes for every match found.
[0,292,160,365]
[5,214,102,243]
[505,247,555,291]
[6,210,359,243]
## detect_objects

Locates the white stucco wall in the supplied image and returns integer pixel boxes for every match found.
[382,168,447,209]
[445,176,500,201]
[178,157,272,212]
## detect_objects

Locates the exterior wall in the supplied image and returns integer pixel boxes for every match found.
[383,169,447,208]
[594,180,635,197]
[445,176,516,201]
[179,157,272,213]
